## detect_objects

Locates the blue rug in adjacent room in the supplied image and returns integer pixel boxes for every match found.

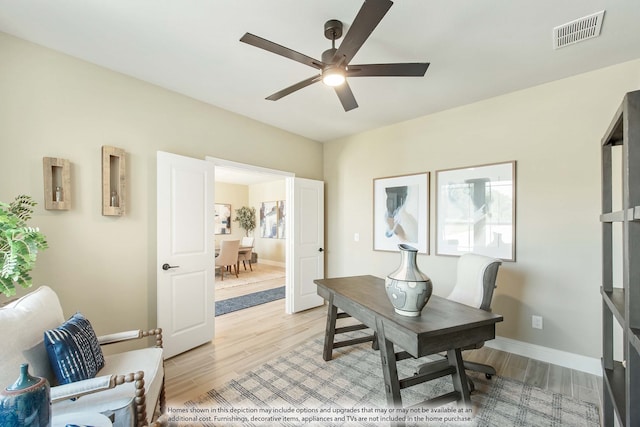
[215,286,285,316]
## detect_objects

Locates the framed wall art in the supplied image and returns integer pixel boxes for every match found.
[214,203,231,235]
[435,161,516,260]
[260,201,279,238]
[373,172,429,253]
[277,200,286,239]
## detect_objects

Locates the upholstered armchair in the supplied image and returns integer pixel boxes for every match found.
[0,286,166,426]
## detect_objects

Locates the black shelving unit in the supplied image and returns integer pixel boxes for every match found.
[601,89,640,427]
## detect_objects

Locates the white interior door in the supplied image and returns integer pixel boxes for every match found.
[287,177,325,313]
[157,151,215,359]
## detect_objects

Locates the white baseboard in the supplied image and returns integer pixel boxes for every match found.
[486,336,602,376]
[257,259,286,268]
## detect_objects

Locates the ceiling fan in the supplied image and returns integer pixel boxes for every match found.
[239,0,429,112]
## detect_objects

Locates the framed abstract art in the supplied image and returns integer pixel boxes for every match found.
[260,201,279,238]
[373,172,429,253]
[435,161,516,260]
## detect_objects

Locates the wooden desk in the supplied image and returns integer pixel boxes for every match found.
[315,275,503,417]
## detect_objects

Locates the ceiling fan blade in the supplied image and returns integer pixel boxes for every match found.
[333,0,393,65]
[334,82,359,112]
[266,75,322,101]
[240,33,323,70]
[347,62,429,77]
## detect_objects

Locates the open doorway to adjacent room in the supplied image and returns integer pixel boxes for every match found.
[211,161,288,317]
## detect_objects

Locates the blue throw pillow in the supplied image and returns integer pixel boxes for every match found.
[44,312,105,385]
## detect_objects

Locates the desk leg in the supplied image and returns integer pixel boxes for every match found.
[375,318,403,410]
[323,294,338,361]
[447,348,471,406]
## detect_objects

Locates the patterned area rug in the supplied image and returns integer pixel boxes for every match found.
[216,264,285,290]
[215,286,286,316]
[182,336,600,426]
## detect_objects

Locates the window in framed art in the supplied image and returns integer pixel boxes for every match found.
[373,172,429,253]
[436,161,516,261]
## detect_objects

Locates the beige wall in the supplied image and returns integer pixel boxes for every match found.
[215,179,287,264]
[215,182,249,243]
[4,29,640,362]
[0,34,322,340]
[249,180,287,264]
[323,59,640,359]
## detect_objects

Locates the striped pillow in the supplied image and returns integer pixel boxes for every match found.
[44,312,105,385]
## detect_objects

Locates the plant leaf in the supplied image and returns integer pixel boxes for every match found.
[0,195,47,297]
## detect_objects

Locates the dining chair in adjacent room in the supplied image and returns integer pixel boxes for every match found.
[238,236,255,271]
[215,239,240,280]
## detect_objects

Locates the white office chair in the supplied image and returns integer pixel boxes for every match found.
[416,253,502,390]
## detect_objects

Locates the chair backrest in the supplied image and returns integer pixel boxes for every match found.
[241,237,255,247]
[447,253,501,312]
[0,286,65,386]
[217,240,240,265]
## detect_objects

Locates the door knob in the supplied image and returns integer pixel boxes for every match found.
[162,263,180,271]
[318,248,324,252]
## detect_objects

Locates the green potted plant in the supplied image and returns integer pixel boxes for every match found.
[0,195,48,297]
[233,206,256,237]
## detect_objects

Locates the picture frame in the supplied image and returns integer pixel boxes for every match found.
[277,200,286,239]
[214,203,231,235]
[260,201,279,238]
[373,172,429,253]
[435,161,516,261]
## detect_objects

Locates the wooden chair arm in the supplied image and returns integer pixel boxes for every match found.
[98,328,163,348]
[145,412,170,426]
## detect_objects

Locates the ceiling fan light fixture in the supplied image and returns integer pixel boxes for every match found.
[322,66,345,87]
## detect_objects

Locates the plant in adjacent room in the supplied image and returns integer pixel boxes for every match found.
[0,195,48,297]
[234,206,256,237]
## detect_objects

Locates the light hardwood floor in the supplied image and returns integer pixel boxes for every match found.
[165,271,603,413]
[164,296,326,405]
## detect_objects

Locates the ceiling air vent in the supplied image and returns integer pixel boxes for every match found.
[553,10,605,49]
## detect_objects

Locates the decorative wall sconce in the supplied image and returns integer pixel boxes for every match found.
[42,157,71,210]
[102,146,126,216]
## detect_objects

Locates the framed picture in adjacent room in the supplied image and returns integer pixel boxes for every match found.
[214,204,231,235]
[277,200,286,239]
[373,172,429,253]
[435,161,516,261]
[260,201,279,238]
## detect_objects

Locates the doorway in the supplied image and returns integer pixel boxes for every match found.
[158,152,324,358]
[207,157,292,318]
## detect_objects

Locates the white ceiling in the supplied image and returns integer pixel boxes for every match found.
[1,1,640,143]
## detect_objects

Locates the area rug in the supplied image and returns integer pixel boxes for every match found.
[216,264,285,290]
[180,336,600,426]
[215,286,286,316]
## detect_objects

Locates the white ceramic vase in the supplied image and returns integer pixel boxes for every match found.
[385,244,432,316]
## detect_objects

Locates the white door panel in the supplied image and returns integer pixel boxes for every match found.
[170,272,207,332]
[288,177,325,313]
[157,151,215,359]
